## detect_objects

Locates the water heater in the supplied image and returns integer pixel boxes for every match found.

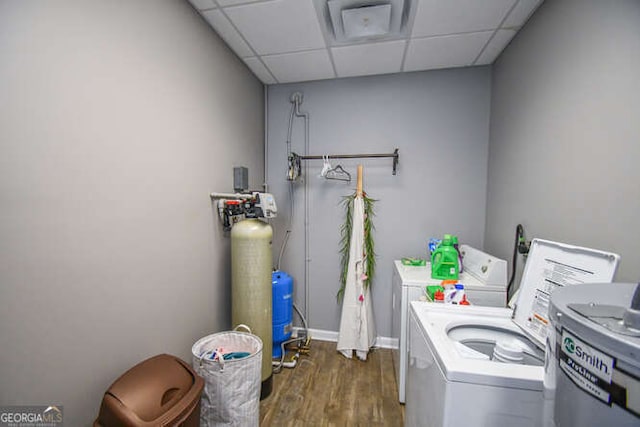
[548,282,640,426]
[231,218,273,399]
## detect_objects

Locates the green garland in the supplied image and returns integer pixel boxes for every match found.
[337,193,376,302]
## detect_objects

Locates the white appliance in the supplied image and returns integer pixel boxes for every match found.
[391,245,508,403]
[405,239,620,427]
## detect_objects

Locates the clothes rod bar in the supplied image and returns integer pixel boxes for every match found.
[294,148,399,175]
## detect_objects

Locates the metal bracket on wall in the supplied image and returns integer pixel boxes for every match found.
[292,148,400,175]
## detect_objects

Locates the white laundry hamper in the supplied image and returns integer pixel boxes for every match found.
[192,325,263,427]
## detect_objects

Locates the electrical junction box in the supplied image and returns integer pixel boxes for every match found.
[233,167,248,192]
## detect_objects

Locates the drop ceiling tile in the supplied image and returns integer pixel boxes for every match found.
[217,0,264,6]
[262,49,335,83]
[244,57,277,84]
[332,40,405,78]
[404,32,493,72]
[475,29,517,64]
[202,9,254,58]
[189,0,216,11]
[412,0,516,37]
[502,0,542,28]
[224,0,326,55]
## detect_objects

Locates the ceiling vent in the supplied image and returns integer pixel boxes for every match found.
[324,0,411,44]
[342,4,391,39]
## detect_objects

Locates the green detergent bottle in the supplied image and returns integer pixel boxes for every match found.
[431,234,459,280]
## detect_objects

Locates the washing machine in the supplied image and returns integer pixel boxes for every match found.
[391,245,508,403]
[405,239,621,427]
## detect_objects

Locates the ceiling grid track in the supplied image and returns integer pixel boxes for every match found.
[472,0,521,66]
[189,0,544,84]
[313,2,339,80]
[212,0,279,83]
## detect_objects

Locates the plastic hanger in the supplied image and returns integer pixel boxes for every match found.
[325,164,351,182]
[320,155,332,178]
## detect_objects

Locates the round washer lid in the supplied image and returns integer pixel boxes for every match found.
[512,239,620,350]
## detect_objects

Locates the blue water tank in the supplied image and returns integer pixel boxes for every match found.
[272,271,293,359]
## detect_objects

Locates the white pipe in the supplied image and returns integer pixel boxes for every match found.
[286,97,295,155]
[293,96,310,327]
[210,192,246,199]
[263,85,269,193]
[277,96,297,270]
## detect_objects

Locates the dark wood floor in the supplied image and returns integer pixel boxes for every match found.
[260,340,404,426]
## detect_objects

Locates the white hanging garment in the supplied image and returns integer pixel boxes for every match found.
[336,194,376,360]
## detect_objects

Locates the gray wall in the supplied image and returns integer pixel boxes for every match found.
[267,68,491,337]
[0,1,263,425]
[485,0,640,287]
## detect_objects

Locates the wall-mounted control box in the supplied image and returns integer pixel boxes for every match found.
[233,166,248,192]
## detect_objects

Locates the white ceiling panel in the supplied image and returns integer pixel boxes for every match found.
[475,29,517,65]
[404,32,493,72]
[503,0,542,28]
[224,0,326,55]
[244,57,277,84]
[188,0,216,11]
[412,0,516,38]
[190,0,545,83]
[217,0,265,6]
[262,49,335,83]
[332,40,405,78]
[202,9,254,58]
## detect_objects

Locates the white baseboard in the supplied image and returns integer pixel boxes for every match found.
[293,327,398,350]
[376,336,399,349]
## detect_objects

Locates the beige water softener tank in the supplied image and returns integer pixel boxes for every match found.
[231,218,273,399]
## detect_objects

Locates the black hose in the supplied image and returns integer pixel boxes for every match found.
[507,224,525,296]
